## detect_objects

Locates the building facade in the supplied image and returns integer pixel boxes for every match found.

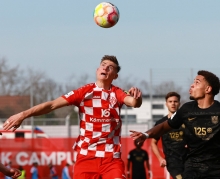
[120,95,167,125]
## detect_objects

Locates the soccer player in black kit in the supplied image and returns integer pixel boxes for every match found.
[130,70,220,179]
[127,140,151,179]
[151,92,188,179]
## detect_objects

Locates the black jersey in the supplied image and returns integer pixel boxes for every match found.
[155,116,188,161]
[128,149,149,179]
[168,100,220,163]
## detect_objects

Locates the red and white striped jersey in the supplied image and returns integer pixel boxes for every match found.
[62,83,129,158]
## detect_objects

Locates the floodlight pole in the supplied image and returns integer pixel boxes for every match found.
[149,69,153,129]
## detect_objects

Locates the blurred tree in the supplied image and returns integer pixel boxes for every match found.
[113,75,137,91]
[0,57,22,95]
[152,81,182,95]
[152,81,189,104]
[139,80,149,94]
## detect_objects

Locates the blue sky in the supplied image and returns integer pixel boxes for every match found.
[1,0,220,84]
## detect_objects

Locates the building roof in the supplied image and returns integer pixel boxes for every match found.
[142,94,166,99]
[0,96,30,118]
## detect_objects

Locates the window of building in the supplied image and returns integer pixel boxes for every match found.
[152,115,164,122]
[122,105,132,110]
[152,104,164,109]
[121,115,136,123]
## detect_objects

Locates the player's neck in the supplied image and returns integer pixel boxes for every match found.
[135,147,141,151]
[96,81,112,90]
[197,97,214,109]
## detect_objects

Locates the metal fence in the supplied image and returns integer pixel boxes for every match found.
[0,117,150,138]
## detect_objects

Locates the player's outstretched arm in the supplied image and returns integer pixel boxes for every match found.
[0,163,21,179]
[3,97,68,131]
[130,121,172,143]
[124,87,142,108]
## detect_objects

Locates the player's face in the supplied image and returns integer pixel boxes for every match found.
[96,60,118,81]
[166,96,180,113]
[189,75,209,100]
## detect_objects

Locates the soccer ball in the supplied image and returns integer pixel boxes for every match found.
[93,2,120,28]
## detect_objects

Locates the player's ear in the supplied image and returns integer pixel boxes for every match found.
[205,85,212,94]
[114,73,118,80]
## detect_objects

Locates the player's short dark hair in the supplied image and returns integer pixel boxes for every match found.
[101,55,121,72]
[198,70,220,96]
[165,92,181,101]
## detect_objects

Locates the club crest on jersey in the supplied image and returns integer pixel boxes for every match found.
[109,96,117,107]
[207,127,212,133]
[211,116,218,124]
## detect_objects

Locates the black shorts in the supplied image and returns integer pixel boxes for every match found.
[167,159,184,179]
[168,168,183,179]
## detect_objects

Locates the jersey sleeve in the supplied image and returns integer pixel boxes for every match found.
[61,88,82,106]
[144,151,149,161]
[168,106,184,129]
[115,87,130,105]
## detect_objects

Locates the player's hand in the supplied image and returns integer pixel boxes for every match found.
[128,87,142,99]
[159,158,166,167]
[130,130,147,144]
[6,168,21,179]
[3,113,23,131]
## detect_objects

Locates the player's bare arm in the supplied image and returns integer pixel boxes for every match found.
[130,120,172,143]
[151,138,167,167]
[124,87,142,107]
[3,97,68,131]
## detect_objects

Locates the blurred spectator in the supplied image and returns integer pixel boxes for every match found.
[17,166,26,179]
[127,141,151,179]
[30,162,38,179]
[48,163,58,179]
[62,163,71,179]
